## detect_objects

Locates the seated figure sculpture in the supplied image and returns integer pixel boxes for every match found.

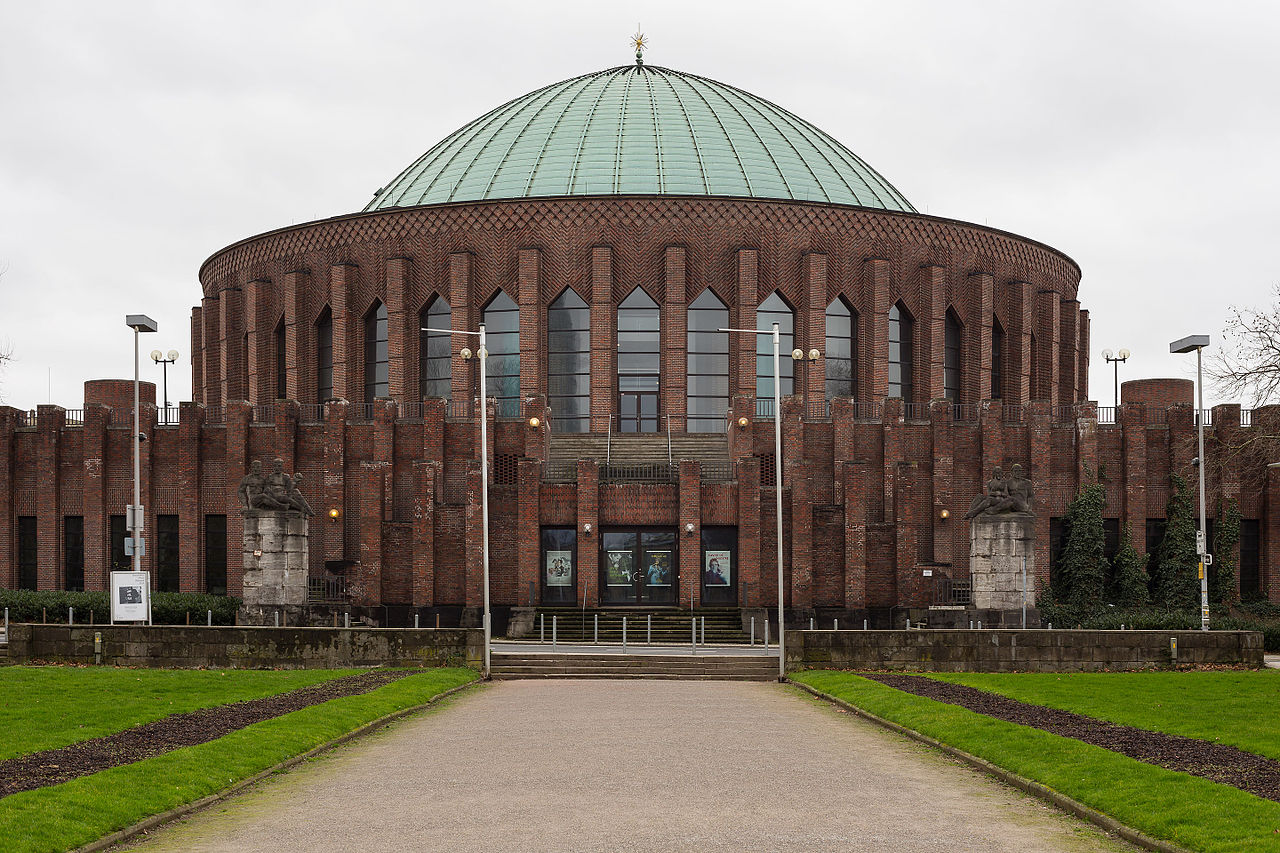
[236,458,316,516]
[965,463,1033,518]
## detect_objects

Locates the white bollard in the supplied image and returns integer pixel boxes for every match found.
[540,613,545,643]
[274,610,279,628]
[701,616,706,645]
[764,620,770,650]
[344,612,350,629]
[863,618,868,630]
[207,609,212,626]
[750,616,756,645]
[553,615,558,649]
[834,618,839,631]
[622,616,627,651]
[415,613,420,629]
[809,617,815,631]
[977,620,982,630]
[647,614,652,644]
[594,613,599,644]
[906,618,911,630]
[69,607,74,626]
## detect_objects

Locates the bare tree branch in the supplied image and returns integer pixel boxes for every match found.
[1210,283,1280,406]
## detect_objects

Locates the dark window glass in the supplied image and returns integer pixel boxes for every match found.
[548,289,590,432]
[64,516,84,591]
[17,516,37,589]
[316,307,333,402]
[1145,518,1167,584]
[205,515,227,596]
[482,291,520,406]
[1241,519,1260,598]
[687,290,729,432]
[825,296,857,400]
[888,303,914,401]
[419,296,452,400]
[540,527,578,605]
[274,319,287,400]
[157,514,180,593]
[944,310,962,402]
[1103,517,1121,589]
[364,300,389,404]
[991,318,1005,400]
[756,292,794,399]
[110,514,129,572]
[618,289,660,433]
[1049,516,1069,587]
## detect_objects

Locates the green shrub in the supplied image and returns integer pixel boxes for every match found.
[0,589,239,625]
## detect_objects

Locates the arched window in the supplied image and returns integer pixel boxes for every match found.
[482,291,520,408]
[888,302,913,401]
[687,290,729,432]
[825,296,857,399]
[756,292,794,399]
[364,300,389,404]
[617,288,660,433]
[274,319,287,400]
[991,318,1005,400]
[316,306,333,402]
[419,296,452,399]
[944,309,963,402]
[548,289,590,432]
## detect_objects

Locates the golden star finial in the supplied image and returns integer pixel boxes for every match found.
[631,26,647,66]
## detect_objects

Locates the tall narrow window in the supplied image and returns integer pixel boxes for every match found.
[687,290,730,432]
[548,289,590,432]
[1029,332,1040,400]
[991,318,1005,400]
[17,516,36,589]
[618,288,661,433]
[1241,519,1260,598]
[419,296,452,399]
[316,307,333,402]
[109,514,129,572]
[274,319,287,400]
[888,302,914,401]
[756,292,794,399]
[944,309,962,402]
[825,296,857,399]
[364,300,389,403]
[157,514,180,592]
[64,516,84,591]
[482,291,520,410]
[205,514,227,596]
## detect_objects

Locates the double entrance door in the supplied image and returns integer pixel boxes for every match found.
[601,529,677,605]
[618,390,659,433]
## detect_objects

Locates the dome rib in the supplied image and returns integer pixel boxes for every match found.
[364,64,915,213]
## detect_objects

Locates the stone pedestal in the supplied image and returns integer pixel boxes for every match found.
[239,511,309,624]
[970,514,1036,610]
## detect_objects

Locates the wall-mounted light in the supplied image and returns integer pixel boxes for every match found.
[684,522,695,535]
[582,522,592,535]
[808,348,820,362]
[328,508,341,522]
[737,416,749,428]
[528,416,540,428]
[939,508,950,520]
[791,348,804,361]
[460,346,473,360]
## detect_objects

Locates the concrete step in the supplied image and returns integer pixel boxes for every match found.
[491,652,778,681]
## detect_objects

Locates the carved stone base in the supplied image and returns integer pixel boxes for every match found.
[240,512,309,624]
[969,514,1036,611]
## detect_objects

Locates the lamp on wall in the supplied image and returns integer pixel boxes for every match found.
[939,508,950,520]
[737,416,749,428]
[582,522,592,535]
[528,416,540,428]
[684,522,695,535]
[328,508,340,522]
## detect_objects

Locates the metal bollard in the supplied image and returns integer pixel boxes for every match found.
[274,610,280,628]
[415,613,420,629]
[647,614,652,644]
[701,616,706,645]
[541,613,545,643]
[622,616,627,651]
[594,613,599,644]
[1121,624,1126,631]
[750,616,755,645]
[969,621,973,629]
[1170,637,1178,665]
[764,620,770,650]
[977,621,982,630]
[863,618,868,630]
[1048,622,1052,630]
[906,618,911,630]
[692,616,697,654]
[207,609,212,626]
[69,607,74,626]
[834,618,838,631]
[435,613,440,628]
[344,612,350,629]
[553,615,558,649]
[810,617,815,631]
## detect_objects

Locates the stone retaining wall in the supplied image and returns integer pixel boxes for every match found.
[2,624,483,669]
[786,629,1264,672]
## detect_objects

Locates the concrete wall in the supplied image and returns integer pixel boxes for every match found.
[786,629,1263,672]
[3,624,483,670]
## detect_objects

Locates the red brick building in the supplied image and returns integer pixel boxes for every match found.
[3,63,1276,624]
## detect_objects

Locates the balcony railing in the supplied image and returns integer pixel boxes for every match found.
[600,463,674,483]
[308,575,349,604]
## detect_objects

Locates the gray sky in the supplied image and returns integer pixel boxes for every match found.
[2,0,1277,411]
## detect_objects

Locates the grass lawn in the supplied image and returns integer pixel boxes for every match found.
[0,666,358,760]
[928,671,1280,760]
[792,670,1280,853]
[0,667,478,853]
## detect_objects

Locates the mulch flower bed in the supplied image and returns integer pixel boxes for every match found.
[862,673,1280,802]
[0,670,410,798]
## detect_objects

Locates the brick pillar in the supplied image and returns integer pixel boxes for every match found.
[518,248,542,400]
[1027,401,1052,592]
[322,400,348,564]
[0,411,13,588]
[464,463,484,609]
[411,460,437,607]
[282,269,307,403]
[517,459,540,606]
[374,400,395,522]
[201,296,221,406]
[1059,299,1080,404]
[330,263,355,403]
[979,398,1005,484]
[218,288,240,405]
[973,272,994,401]
[842,461,870,609]
[1120,403,1148,554]
[81,404,108,590]
[678,460,701,607]
[930,401,954,566]
[386,256,410,401]
[576,460,599,606]
[590,247,613,433]
[663,247,688,431]
[225,400,251,597]
[783,397,810,608]
[1075,401,1099,492]
[1266,462,1280,604]
[1077,308,1090,403]
[244,278,267,404]
[737,455,761,608]
[894,462,920,606]
[352,464,384,606]
[34,406,63,589]
[881,398,902,523]
[865,259,890,400]
[804,254,827,409]
[1036,289,1060,406]
[271,399,299,476]
[1011,280,1032,404]
[190,306,205,405]
[921,265,946,402]
[178,403,204,593]
[735,249,758,398]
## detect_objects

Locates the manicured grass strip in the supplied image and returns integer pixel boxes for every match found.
[0,667,356,760]
[927,671,1280,761]
[0,667,478,853]
[792,671,1280,853]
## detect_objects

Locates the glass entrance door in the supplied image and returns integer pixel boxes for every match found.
[618,390,659,433]
[601,529,678,605]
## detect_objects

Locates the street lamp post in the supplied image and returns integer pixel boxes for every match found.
[1170,334,1211,631]
[150,349,179,424]
[125,315,157,578]
[423,323,492,677]
[1101,348,1130,409]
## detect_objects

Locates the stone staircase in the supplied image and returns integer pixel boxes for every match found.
[530,608,749,644]
[491,651,779,681]
[545,432,731,481]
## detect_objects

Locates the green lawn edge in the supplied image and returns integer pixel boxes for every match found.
[0,667,362,760]
[791,670,1280,853]
[0,667,479,853]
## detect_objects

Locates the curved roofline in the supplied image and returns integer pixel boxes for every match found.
[198,194,1081,285]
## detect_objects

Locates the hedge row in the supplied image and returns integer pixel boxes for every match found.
[0,589,240,625]
[1038,603,1280,652]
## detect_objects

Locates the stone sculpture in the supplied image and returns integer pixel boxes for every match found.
[964,463,1033,518]
[237,458,315,516]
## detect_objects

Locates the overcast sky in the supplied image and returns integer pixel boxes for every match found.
[2,0,1277,411]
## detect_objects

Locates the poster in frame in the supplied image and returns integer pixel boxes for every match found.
[703,550,731,586]
[605,551,634,586]
[110,571,152,623]
[545,550,573,587]
[644,550,673,586]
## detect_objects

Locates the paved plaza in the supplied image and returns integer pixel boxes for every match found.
[124,680,1135,852]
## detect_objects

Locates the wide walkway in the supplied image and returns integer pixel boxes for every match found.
[124,681,1134,853]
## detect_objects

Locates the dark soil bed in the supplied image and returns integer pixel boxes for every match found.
[0,670,411,798]
[862,673,1280,802]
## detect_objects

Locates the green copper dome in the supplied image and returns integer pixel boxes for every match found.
[364,64,915,212]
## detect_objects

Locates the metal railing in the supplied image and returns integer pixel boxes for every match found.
[699,461,735,482]
[157,406,181,426]
[851,401,881,420]
[600,462,675,483]
[541,461,578,483]
[204,406,225,424]
[1002,402,1025,424]
[932,577,972,606]
[299,403,325,422]
[754,397,774,419]
[397,401,425,421]
[902,402,929,420]
[1196,409,1212,427]
[251,403,276,424]
[495,398,521,419]
[1051,405,1077,422]
[1097,406,1116,424]
[950,403,979,422]
[308,575,349,604]
[804,399,830,421]
[1241,409,1253,427]
[447,399,473,420]
[64,409,85,426]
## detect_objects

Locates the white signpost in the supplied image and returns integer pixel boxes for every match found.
[110,571,152,624]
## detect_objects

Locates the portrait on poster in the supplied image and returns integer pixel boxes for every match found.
[545,551,573,587]
[605,551,634,586]
[110,571,151,622]
[645,550,672,586]
[704,551,731,586]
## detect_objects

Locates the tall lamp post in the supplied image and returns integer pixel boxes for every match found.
[125,315,157,576]
[1170,334,1211,631]
[1101,348,1130,409]
[423,323,492,677]
[150,349,179,424]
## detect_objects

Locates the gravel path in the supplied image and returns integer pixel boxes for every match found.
[121,680,1135,853]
